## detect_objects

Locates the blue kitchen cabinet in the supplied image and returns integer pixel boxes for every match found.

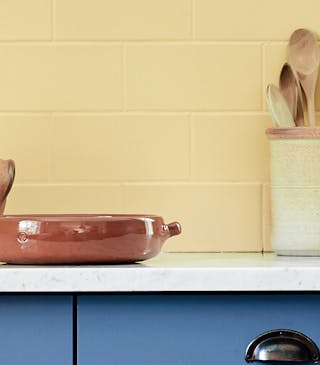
[77,294,320,365]
[0,295,73,365]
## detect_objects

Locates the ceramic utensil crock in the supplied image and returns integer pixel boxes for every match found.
[267,127,320,255]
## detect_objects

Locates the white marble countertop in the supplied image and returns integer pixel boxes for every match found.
[1,252,320,292]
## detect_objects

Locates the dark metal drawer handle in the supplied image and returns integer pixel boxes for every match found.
[245,329,320,363]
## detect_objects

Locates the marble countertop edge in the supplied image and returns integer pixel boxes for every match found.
[0,253,319,292]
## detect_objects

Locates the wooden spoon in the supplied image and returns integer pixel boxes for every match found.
[266,84,296,127]
[279,63,304,126]
[0,159,15,214]
[4,160,15,200]
[295,83,305,127]
[288,28,320,126]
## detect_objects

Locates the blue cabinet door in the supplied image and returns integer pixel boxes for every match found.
[77,294,320,365]
[0,295,72,365]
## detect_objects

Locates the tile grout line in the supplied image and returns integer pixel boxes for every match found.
[0,40,275,45]
[51,0,55,41]
[188,113,192,181]
[13,181,263,187]
[261,42,266,111]
[122,43,127,111]
[120,182,125,212]
[0,110,286,114]
[191,0,195,40]
[0,111,195,116]
[47,112,54,183]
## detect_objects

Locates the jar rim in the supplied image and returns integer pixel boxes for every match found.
[266,127,320,139]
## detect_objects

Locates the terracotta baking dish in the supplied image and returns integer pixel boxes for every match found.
[0,214,181,264]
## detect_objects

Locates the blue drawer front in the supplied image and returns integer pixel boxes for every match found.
[78,294,320,365]
[0,295,73,365]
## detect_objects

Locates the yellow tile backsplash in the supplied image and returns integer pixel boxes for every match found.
[0,45,122,110]
[0,0,51,40]
[51,114,190,181]
[54,0,192,40]
[6,184,123,214]
[126,44,262,110]
[2,0,317,252]
[195,0,320,40]
[0,115,51,182]
[123,184,262,252]
[191,114,272,182]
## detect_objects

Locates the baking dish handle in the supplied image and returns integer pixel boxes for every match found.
[164,222,181,238]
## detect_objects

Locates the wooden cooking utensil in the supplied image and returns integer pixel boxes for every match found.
[288,28,320,126]
[279,63,304,126]
[0,159,15,214]
[266,84,296,127]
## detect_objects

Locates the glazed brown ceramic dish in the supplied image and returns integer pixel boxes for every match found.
[0,214,181,264]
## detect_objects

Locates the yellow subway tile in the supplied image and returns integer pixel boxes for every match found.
[0,115,50,182]
[123,184,262,252]
[0,0,51,40]
[191,114,272,182]
[55,0,191,40]
[0,45,122,111]
[195,0,320,40]
[5,184,123,214]
[126,45,261,111]
[263,183,272,252]
[51,114,189,181]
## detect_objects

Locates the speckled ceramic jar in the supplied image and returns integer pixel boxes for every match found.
[267,127,320,256]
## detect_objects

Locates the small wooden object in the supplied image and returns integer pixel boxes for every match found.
[288,28,320,126]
